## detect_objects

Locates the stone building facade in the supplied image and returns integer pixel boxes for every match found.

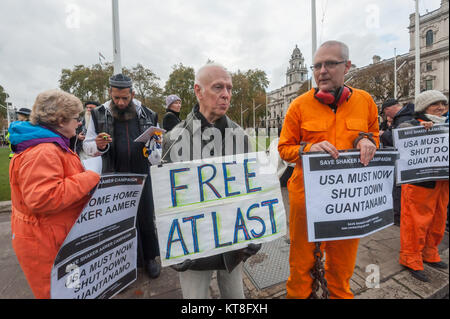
[409,0,449,97]
[266,45,308,128]
[346,0,449,106]
[266,0,448,126]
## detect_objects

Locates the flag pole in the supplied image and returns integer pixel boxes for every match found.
[311,0,317,88]
[112,0,122,74]
[414,0,420,98]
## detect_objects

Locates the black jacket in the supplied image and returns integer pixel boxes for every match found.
[90,102,158,173]
[162,110,181,132]
[89,101,161,262]
[380,103,414,147]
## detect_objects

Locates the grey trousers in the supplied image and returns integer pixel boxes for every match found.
[178,263,245,299]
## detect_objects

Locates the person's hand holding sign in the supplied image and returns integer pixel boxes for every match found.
[309,135,376,167]
[420,121,434,130]
[310,141,340,159]
[355,137,377,167]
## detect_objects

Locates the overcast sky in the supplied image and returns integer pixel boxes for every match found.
[0,0,443,109]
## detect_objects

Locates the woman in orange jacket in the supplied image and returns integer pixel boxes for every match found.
[8,89,100,298]
[398,90,449,282]
[278,41,379,299]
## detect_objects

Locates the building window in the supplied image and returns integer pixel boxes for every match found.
[426,62,432,71]
[426,30,433,46]
[425,79,433,91]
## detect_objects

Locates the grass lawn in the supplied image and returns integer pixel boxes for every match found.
[0,147,11,201]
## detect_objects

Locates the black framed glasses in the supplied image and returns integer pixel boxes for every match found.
[311,60,346,71]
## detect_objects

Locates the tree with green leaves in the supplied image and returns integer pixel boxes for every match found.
[59,63,112,103]
[0,85,9,120]
[345,58,414,104]
[59,63,165,120]
[229,69,269,128]
[125,63,165,117]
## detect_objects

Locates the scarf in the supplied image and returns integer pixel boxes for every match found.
[425,114,446,124]
[9,121,71,153]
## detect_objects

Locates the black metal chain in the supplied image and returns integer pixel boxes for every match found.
[309,242,330,299]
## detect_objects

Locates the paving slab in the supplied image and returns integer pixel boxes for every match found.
[0,201,11,214]
[393,265,449,299]
[355,278,421,299]
[114,266,183,299]
[0,216,33,299]
[243,236,290,290]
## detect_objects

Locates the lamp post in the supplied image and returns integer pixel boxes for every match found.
[394,52,407,100]
[266,94,273,131]
[241,103,248,128]
[394,48,397,99]
[252,99,263,129]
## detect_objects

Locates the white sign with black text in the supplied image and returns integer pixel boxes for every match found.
[50,173,146,299]
[302,151,397,242]
[393,123,449,184]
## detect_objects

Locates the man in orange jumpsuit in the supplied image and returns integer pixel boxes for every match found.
[278,40,379,299]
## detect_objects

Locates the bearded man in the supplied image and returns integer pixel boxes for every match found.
[83,73,161,279]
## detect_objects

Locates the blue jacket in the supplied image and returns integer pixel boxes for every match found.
[8,121,69,153]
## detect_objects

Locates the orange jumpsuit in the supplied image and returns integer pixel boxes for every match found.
[9,143,100,298]
[278,87,379,299]
[400,180,449,270]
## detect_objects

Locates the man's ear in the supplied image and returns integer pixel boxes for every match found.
[344,60,352,75]
[194,84,202,100]
[131,90,135,100]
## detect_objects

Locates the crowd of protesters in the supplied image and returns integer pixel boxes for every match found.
[5,40,449,299]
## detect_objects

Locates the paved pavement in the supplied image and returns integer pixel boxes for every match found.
[0,189,448,299]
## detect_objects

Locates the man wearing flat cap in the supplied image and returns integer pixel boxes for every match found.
[380,98,414,147]
[83,73,161,278]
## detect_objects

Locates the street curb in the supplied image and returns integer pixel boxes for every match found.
[0,201,11,214]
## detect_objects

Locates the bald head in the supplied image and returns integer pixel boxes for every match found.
[194,63,233,123]
[195,63,231,88]
[315,40,349,61]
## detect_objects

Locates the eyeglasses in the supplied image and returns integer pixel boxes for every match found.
[71,116,83,122]
[311,60,346,71]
